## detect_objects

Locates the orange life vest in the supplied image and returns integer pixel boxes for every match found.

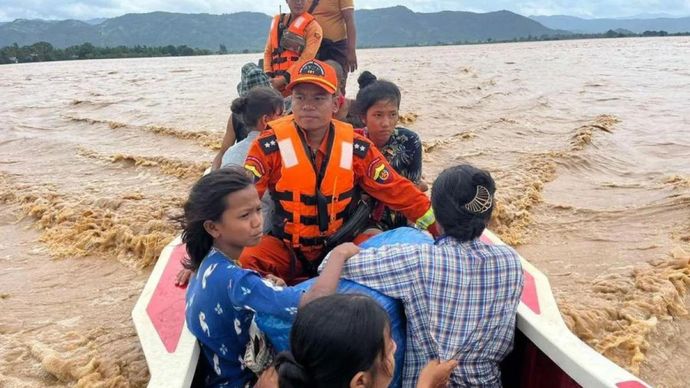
[269,116,355,248]
[269,13,316,76]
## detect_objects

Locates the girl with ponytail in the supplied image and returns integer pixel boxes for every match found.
[181,167,358,387]
[212,63,273,170]
[221,86,284,167]
[177,86,284,287]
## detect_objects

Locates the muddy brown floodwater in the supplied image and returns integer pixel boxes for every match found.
[1,37,689,387]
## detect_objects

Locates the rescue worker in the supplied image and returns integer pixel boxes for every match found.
[242,59,439,285]
[264,0,323,95]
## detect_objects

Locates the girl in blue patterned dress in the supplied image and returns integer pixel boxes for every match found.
[181,167,358,387]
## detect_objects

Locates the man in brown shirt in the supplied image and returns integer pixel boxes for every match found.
[306,0,358,78]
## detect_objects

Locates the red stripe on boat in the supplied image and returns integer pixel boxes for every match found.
[146,244,188,353]
[616,382,647,388]
[521,270,541,314]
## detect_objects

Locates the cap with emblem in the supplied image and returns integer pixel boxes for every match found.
[286,59,339,95]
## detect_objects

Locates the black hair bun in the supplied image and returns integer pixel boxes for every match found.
[230,96,248,115]
[470,171,496,194]
[275,352,311,388]
[357,70,377,89]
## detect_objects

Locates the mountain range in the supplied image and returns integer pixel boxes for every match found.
[1,6,688,51]
[0,6,559,50]
[530,15,690,34]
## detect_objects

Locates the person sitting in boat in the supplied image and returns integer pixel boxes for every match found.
[181,167,359,387]
[177,87,286,287]
[322,59,359,127]
[260,293,456,388]
[264,0,323,95]
[351,72,427,242]
[319,164,525,387]
[221,87,284,168]
[242,58,440,285]
[212,63,272,170]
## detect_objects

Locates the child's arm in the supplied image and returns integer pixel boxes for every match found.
[226,243,358,319]
[299,243,359,307]
[211,115,237,170]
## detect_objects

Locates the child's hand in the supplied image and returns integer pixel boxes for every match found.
[175,268,194,287]
[416,181,429,192]
[330,242,360,261]
[265,274,287,287]
[417,359,458,388]
[270,76,287,90]
[255,366,279,388]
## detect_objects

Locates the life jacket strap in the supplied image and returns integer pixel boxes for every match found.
[271,188,354,205]
[271,229,327,247]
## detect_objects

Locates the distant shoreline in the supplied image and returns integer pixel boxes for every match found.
[2,30,688,65]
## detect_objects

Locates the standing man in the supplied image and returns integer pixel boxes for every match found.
[242,59,438,285]
[306,0,358,77]
[264,0,323,95]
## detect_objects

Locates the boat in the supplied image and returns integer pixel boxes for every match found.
[132,230,651,387]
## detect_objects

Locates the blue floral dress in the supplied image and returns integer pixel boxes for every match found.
[185,248,302,387]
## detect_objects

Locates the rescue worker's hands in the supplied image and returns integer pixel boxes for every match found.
[416,359,458,388]
[175,268,193,287]
[427,221,442,239]
[330,242,360,261]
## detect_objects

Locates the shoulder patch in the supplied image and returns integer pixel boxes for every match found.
[353,138,370,159]
[259,135,279,155]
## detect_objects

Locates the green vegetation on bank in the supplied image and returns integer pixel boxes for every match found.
[1,30,688,65]
[0,42,236,64]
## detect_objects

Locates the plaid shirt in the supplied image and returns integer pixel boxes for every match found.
[327,236,523,387]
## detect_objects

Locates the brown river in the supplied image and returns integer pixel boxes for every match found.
[1,37,689,387]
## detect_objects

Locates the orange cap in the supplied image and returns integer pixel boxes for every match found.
[286,59,339,94]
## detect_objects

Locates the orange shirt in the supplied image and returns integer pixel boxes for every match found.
[305,0,354,42]
[244,119,434,228]
[263,13,323,75]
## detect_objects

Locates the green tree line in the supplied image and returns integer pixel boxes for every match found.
[0,42,224,64]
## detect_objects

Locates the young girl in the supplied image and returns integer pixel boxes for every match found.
[176,87,284,287]
[353,72,427,233]
[274,294,457,388]
[212,63,274,170]
[221,86,284,167]
[181,167,358,387]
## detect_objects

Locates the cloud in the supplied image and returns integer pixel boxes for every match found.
[0,0,688,21]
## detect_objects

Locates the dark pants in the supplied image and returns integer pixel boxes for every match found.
[317,38,349,75]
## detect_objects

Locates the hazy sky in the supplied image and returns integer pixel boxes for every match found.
[1,0,689,22]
